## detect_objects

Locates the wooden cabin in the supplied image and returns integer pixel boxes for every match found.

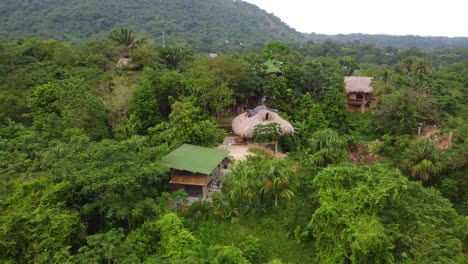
[344,77,377,112]
[159,144,229,199]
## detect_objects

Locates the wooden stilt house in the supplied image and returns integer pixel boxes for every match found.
[344,77,377,112]
[160,144,229,199]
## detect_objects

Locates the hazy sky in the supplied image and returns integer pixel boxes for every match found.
[243,0,467,37]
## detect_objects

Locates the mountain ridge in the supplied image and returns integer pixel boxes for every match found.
[1,0,467,51]
[306,32,468,50]
[0,0,303,52]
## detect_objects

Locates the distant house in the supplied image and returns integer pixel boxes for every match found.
[344,76,377,112]
[159,144,229,199]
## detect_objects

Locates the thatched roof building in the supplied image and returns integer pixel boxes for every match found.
[344,77,377,112]
[344,77,374,94]
[232,106,294,138]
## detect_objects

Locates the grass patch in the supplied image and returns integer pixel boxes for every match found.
[191,208,315,264]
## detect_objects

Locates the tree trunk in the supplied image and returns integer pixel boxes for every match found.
[274,192,278,207]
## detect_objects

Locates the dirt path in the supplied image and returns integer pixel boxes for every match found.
[217,136,287,161]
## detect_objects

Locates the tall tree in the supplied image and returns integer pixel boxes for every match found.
[306,128,347,167]
[264,75,298,115]
[129,68,187,134]
[376,87,439,135]
[159,45,193,69]
[108,28,146,58]
[224,161,260,204]
[322,86,349,133]
[190,56,252,104]
[157,100,225,147]
[263,42,291,61]
[259,158,297,207]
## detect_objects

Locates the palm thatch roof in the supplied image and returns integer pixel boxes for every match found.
[232,106,294,138]
[344,77,374,94]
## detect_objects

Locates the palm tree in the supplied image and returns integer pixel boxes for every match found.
[259,158,296,207]
[307,128,347,167]
[400,138,443,182]
[224,161,259,204]
[108,27,146,58]
[159,46,191,69]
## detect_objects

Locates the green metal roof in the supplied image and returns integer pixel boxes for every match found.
[159,144,229,175]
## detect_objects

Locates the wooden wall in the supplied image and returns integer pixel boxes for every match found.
[170,174,210,186]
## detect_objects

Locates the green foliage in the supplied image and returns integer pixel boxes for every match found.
[129,68,187,134]
[309,164,465,263]
[259,158,297,207]
[44,136,170,230]
[435,120,468,214]
[190,74,235,117]
[31,77,109,140]
[75,229,128,263]
[375,134,412,161]
[253,123,283,152]
[306,33,468,50]
[205,245,249,264]
[0,0,303,52]
[376,87,439,135]
[159,45,194,69]
[192,215,314,264]
[1,20,468,264]
[339,56,360,76]
[348,112,377,140]
[224,157,297,208]
[302,103,329,138]
[399,56,432,74]
[0,177,84,263]
[240,235,264,264]
[156,100,225,147]
[322,86,349,132]
[108,27,147,58]
[386,182,466,263]
[400,138,444,182]
[300,58,343,100]
[306,129,347,167]
[264,75,298,115]
[156,213,200,257]
[224,161,260,205]
[264,42,291,61]
[190,56,252,108]
[310,165,402,263]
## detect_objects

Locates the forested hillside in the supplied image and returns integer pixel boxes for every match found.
[0,0,302,52]
[307,32,468,50]
[1,31,467,262]
[3,0,467,52]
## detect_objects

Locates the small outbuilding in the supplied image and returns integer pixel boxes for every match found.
[160,144,229,199]
[231,106,294,139]
[344,76,377,112]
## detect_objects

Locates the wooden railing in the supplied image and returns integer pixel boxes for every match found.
[170,174,211,186]
[346,99,365,105]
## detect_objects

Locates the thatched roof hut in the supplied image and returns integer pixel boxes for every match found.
[344,77,374,94]
[232,106,294,138]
